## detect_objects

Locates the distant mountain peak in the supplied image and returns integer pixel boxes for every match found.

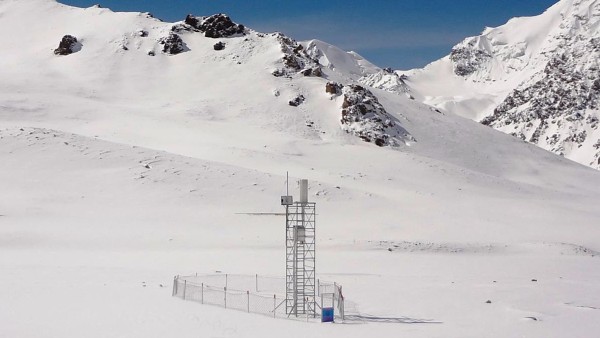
[408,0,600,169]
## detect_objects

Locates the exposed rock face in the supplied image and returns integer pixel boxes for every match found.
[273,34,320,77]
[336,84,414,147]
[213,41,225,51]
[301,67,322,77]
[184,14,245,38]
[53,35,80,55]
[482,38,600,168]
[158,33,185,55]
[410,0,600,169]
[325,82,342,95]
[450,46,491,76]
[288,95,305,107]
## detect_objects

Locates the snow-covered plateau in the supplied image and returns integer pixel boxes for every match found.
[0,1,599,337]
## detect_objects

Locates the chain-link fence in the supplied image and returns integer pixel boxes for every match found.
[172,274,345,321]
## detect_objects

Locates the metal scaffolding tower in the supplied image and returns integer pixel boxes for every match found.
[282,178,316,317]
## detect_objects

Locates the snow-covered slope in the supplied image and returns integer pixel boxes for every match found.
[1,1,600,337]
[407,0,600,169]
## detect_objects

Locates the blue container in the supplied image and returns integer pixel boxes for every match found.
[321,307,334,322]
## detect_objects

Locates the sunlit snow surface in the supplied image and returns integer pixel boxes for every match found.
[0,1,599,337]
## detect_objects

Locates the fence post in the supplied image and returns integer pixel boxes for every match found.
[224,287,227,309]
[255,274,258,292]
[225,274,228,289]
[183,280,187,300]
[201,283,204,304]
[172,276,177,296]
[247,291,250,312]
[273,294,276,318]
[306,297,309,322]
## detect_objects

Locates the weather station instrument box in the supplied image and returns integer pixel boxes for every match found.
[321,307,334,322]
[281,196,293,205]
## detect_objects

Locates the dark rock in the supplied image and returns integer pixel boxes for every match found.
[339,84,413,147]
[272,69,287,77]
[301,67,323,77]
[185,14,245,38]
[288,95,305,107]
[147,50,155,56]
[301,68,312,76]
[485,300,492,304]
[53,35,80,55]
[283,54,301,70]
[325,82,343,95]
[184,14,200,28]
[213,41,226,51]
[171,23,196,33]
[158,33,186,55]
[276,34,319,76]
[450,47,491,76]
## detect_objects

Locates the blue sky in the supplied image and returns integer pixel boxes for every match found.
[60,0,558,69]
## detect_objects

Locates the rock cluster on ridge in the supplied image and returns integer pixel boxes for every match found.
[449,46,492,76]
[333,83,414,147]
[184,14,245,38]
[272,34,321,78]
[158,33,186,54]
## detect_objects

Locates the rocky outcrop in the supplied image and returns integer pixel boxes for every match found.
[184,14,245,38]
[53,35,80,55]
[273,34,320,78]
[329,83,413,147]
[213,41,225,51]
[158,33,186,55]
[288,95,305,107]
[449,46,491,76]
[301,67,322,77]
[482,37,600,168]
[325,82,342,95]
